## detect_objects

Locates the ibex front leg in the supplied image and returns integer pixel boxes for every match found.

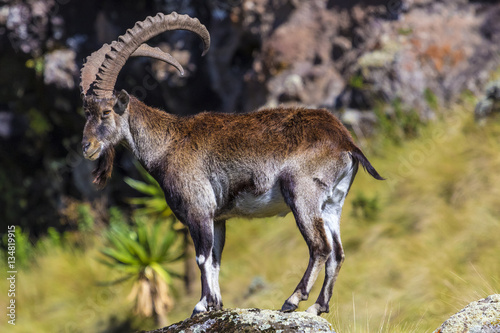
[211,220,226,310]
[189,218,222,316]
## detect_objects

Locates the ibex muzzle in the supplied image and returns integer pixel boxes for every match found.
[79,12,384,318]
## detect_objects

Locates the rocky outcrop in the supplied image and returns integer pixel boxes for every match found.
[148,308,335,333]
[248,0,499,118]
[434,294,500,333]
[346,0,500,119]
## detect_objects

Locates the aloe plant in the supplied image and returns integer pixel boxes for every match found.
[100,219,182,326]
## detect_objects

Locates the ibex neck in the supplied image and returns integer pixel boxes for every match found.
[124,97,178,170]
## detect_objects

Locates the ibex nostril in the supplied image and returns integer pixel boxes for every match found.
[82,142,91,153]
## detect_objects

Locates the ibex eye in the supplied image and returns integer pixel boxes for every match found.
[103,110,111,116]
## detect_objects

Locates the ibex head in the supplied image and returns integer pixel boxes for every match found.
[80,12,210,187]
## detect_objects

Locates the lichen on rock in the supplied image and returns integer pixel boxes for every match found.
[148,308,335,333]
[433,294,500,333]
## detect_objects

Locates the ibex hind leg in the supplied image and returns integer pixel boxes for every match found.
[305,230,343,315]
[280,175,333,313]
[306,163,358,315]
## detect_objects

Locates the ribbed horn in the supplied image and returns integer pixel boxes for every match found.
[80,44,111,98]
[81,12,210,99]
[131,44,185,76]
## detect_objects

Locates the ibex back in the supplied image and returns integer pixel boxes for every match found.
[80,12,384,317]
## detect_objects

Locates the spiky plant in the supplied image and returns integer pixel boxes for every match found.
[100,219,182,326]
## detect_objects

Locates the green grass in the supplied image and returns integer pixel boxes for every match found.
[2,99,500,332]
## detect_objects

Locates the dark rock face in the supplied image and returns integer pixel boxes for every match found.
[433,294,500,333]
[149,308,335,333]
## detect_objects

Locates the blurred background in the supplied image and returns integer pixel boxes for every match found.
[1,0,500,332]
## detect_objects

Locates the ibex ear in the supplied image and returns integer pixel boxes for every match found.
[114,89,130,115]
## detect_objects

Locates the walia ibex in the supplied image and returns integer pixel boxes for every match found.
[80,12,384,317]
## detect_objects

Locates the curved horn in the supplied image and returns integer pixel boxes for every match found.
[81,12,210,99]
[131,44,185,76]
[80,44,111,98]
[80,44,186,97]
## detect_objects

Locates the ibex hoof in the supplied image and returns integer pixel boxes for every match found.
[280,301,298,313]
[305,303,329,316]
[191,302,207,317]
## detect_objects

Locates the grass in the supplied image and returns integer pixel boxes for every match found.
[2,98,500,332]
[0,239,142,333]
[324,100,500,332]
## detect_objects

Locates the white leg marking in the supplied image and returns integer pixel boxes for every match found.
[196,254,206,266]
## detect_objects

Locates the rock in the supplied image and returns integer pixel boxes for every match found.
[148,308,335,333]
[237,0,500,118]
[332,1,500,119]
[433,294,500,333]
[341,108,378,138]
[475,80,500,121]
[44,49,78,90]
[485,81,500,100]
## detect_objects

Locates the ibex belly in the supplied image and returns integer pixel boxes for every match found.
[219,183,290,220]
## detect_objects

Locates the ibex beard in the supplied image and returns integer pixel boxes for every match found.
[80,12,384,318]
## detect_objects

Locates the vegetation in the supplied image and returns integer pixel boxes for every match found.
[373,98,424,145]
[1,97,499,332]
[100,218,183,326]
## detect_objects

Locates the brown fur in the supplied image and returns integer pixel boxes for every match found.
[126,97,360,169]
[313,217,332,259]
